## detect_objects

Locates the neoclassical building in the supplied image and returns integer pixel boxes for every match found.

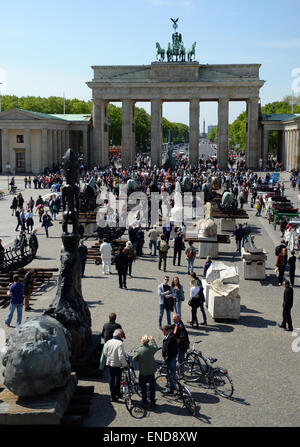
[0,108,90,174]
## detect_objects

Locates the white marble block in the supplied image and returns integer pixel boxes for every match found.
[198,238,218,259]
[219,266,239,284]
[205,261,228,284]
[243,259,266,280]
[201,279,210,308]
[208,288,241,320]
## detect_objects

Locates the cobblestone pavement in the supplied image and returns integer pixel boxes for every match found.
[0,173,299,427]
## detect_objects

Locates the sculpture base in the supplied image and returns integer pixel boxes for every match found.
[0,373,78,425]
[242,259,266,280]
[220,218,236,232]
[198,238,218,259]
[208,289,240,320]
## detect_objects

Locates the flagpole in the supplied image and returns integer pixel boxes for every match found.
[63,91,66,115]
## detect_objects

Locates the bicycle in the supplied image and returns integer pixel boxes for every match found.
[177,341,234,399]
[155,352,197,416]
[120,350,145,418]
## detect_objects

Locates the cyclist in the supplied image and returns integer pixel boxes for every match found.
[162,325,178,394]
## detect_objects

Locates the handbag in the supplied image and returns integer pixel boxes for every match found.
[164,295,174,311]
[285,263,290,272]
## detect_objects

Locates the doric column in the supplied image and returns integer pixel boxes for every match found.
[263,128,269,168]
[41,128,48,172]
[92,99,109,167]
[2,128,9,173]
[189,99,200,167]
[246,97,259,169]
[65,129,70,149]
[58,130,62,166]
[151,99,162,167]
[25,128,32,173]
[62,129,66,157]
[292,130,297,169]
[296,130,300,169]
[122,99,135,167]
[217,97,229,170]
[53,130,58,164]
[83,128,88,163]
[48,130,53,170]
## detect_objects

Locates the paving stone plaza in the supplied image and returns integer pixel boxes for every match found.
[0,173,299,428]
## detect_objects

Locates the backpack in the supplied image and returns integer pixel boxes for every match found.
[159,240,168,253]
[187,248,194,259]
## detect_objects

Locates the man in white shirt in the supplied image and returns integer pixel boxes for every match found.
[103,329,128,401]
[100,238,112,274]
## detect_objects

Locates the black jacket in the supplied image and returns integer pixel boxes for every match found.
[101,321,122,343]
[162,332,178,360]
[174,234,183,250]
[114,252,128,272]
[283,287,293,309]
[172,321,190,353]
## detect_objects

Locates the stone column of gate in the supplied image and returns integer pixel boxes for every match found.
[217,98,229,170]
[189,99,200,167]
[47,130,53,170]
[122,99,135,167]
[2,128,9,173]
[40,128,47,173]
[62,129,66,156]
[296,129,300,168]
[53,130,58,165]
[58,130,62,165]
[292,130,297,169]
[25,128,32,173]
[83,128,88,164]
[263,129,269,168]
[246,97,259,169]
[65,129,70,150]
[92,99,108,167]
[151,99,162,167]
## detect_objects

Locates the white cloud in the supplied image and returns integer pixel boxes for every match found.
[257,38,300,49]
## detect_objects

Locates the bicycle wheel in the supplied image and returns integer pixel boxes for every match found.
[130,404,147,419]
[155,374,169,395]
[181,386,197,416]
[186,353,209,375]
[177,360,204,382]
[125,393,133,412]
[212,370,234,398]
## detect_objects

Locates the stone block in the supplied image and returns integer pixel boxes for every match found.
[201,279,210,308]
[211,279,239,298]
[241,247,267,262]
[243,259,266,280]
[220,218,236,232]
[0,373,78,425]
[208,288,240,320]
[205,261,228,284]
[219,266,239,284]
[198,241,218,259]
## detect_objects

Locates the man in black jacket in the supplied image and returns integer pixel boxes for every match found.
[172,314,190,364]
[162,325,178,393]
[173,230,184,266]
[101,312,123,343]
[78,240,88,277]
[114,248,129,289]
[232,224,244,254]
[278,280,293,331]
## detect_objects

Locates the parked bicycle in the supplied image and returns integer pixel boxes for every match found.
[155,350,197,415]
[177,341,234,398]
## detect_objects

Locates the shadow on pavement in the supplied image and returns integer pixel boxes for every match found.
[83,392,117,427]
[238,315,277,328]
[240,305,262,314]
[128,288,153,293]
[260,274,281,287]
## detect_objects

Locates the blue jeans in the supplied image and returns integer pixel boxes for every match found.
[108,366,122,399]
[139,374,155,405]
[187,258,194,272]
[158,304,171,328]
[149,240,157,256]
[200,303,207,324]
[5,303,23,326]
[174,300,182,317]
[167,356,177,391]
[177,348,185,365]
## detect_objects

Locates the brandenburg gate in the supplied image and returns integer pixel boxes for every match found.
[87,20,265,170]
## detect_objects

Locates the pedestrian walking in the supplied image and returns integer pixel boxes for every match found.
[29,229,39,253]
[5,275,24,327]
[278,280,293,331]
[103,329,128,402]
[276,247,288,286]
[170,276,184,317]
[157,234,169,272]
[42,211,53,237]
[10,196,18,216]
[162,325,178,393]
[78,240,88,278]
[172,314,189,364]
[173,230,184,266]
[136,226,144,256]
[100,238,112,275]
[123,241,136,277]
[158,275,173,329]
[23,269,35,311]
[132,335,158,408]
[185,241,196,274]
[148,225,160,256]
[114,247,128,289]
[187,278,207,327]
[232,224,244,254]
[25,210,34,233]
[203,256,212,278]
[288,250,296,287]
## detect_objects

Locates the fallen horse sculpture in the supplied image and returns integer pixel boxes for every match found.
[0,239,38,273]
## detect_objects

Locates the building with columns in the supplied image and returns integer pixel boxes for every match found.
[0,109,91,174]
[87,62,265,170]
[260,113,300,170]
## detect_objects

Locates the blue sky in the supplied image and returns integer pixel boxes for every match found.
[0,0,300,127]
